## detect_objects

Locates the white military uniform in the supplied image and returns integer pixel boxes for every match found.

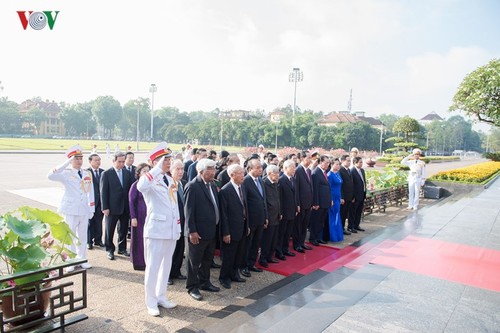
[47,158,95,261]
[401,155,426,209]
[137,152,180,313]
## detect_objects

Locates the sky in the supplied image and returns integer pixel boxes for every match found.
[1,0,499,132]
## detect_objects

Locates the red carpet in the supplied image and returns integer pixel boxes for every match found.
[258,242,341,276]
[371,235,500,292]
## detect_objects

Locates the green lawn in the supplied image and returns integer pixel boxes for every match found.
[0,138,243,153]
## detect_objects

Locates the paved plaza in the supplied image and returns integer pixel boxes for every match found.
[0,152,498,332]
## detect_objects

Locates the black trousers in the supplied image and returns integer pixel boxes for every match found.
[340,200,352,230]
[309,208,328,241]
[186,238,215,291]
[349,198,364,229]
[277,219,294,254]
[88,208,104,245]
[170,235,185,278]
[293,208,311,248]
[219,237,245,282]
[260,224,279,263]
[245,225,263,268]
[105,212,129,253]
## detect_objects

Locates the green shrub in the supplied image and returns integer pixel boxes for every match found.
[484,152,500,161]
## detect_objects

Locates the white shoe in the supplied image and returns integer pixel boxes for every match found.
[158,299,177,309]
[413,207,418,210]
[81,263,92,269]
[147,306,160,316]
[65,266,75,273]
[406,206,413,210]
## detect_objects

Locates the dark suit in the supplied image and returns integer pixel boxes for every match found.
[218,182,248,283]
[100,167,132,253]
[278,175,298,255]
[88,167,104,246]
[242,175,267,268]
[124,165,136,178]
[217,169,231,189]
[349,167,366,229]
[293,164,313,248]
[260,178,280,264]
[339,166,354,231]
[184,176,219,291]
[187,161,199,182]
[310,167,332,242]
[170,179,187,278]
[183,159,194,182]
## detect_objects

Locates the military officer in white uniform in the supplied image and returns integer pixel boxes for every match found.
[401,148,426,210]
[137,142,180,316]
[47,145,95,271]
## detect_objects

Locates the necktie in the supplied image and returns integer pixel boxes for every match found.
[206,183,219,224]
[306,168,311,182]
[323,171,328,181]
[118,170,123,186]
[177,182,184,203]
[238,186,246,218]
[163,175,169,186]
[255,178,263,196]
[78,170,82,179]
[94,170,99,180]
[289,177,294,188]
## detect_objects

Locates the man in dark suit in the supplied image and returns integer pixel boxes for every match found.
[187,148,208,181]
[259,164,281,267]
[309,155,332,246]
[100,151,133,260]
[293,151,314,251]
[183,148,197,182]
[87,153,104,249]
[168,159,188,285]
[218,164,249,289]
[241,158,268,277]
[349,156,366,233]
[124,151,136,175]
[339,154,353,235]
[277,160,299,259]
[185,158,221,301]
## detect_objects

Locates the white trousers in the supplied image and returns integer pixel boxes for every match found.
[408,178,422,208]
[64,214,89,260]
[144,238,176,309]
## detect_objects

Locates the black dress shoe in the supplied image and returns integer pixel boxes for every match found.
[211,261,221,269]
[302,244,313,250]
[284,251,296,257]
[348,228,358,233]
[249,265,263,272]
[231,276,246,283]
[118,250,130,257]
[173,274,187,280]
[219,279,231,289]
[310,240,320,246]
[168,279,173,285]
[240,268,251,277]
[295,247,305,253]
[87,244,93,250]
[107,252,115,260]
[269,258,279,263]
[343,230,352,235]
[318,240,328,244]
[276,254,286,261]
[200,283,220,292]
[258,261,269,268]
[189,289,203,301]
[95,242,105,247]
[355,227,365,232]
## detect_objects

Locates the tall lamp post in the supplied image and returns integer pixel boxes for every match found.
[289,68,303,126]
[272,113,283,153]
[379,125,384,155]
[149,84,157,140]
[136,101,140,152]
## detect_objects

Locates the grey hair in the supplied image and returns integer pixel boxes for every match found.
[266,164,279,174]
[227,164,244,176]
[283,159,295,169]
[171,159,183,169]
[113,151,126,161]
[196,158,216,172]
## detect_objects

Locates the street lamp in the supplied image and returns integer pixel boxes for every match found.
[289,68,303,126]
[136,101,140,152]
[274,120,280,153]
[379,125,384,155]
[149,84,157,140]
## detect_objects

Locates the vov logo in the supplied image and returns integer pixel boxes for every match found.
[17,11,60,30]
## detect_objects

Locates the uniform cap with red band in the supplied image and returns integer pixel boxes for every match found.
[65,144,84,158]
[149,142,172,161]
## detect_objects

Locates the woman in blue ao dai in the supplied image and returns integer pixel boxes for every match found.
[327,158,344,242]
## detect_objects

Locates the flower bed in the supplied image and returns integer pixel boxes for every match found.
[429,161,500,184]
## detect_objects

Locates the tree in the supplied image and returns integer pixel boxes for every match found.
[25,107,47,135]
[379,113,400,132]
[0,98,20,134]
[91,96,122,138]
[61,102,95,136]
[450,58,500,126]
[393,116,420,142]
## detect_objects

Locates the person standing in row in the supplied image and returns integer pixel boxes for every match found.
[185,158,221,301]
[128,163,150,271]
[100,151,133,260]
[327,158,344,242]
[293,152,313,251]
[277,160,298,259]
[338,155,353,235]
[87,153,105,249]
[310,155,332,245]
[47,145,94,271]
[348,156,366,233]
[218,164,249,289]
[137,143,180,316]
[259,164,281,268]
[401,148,426,210]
